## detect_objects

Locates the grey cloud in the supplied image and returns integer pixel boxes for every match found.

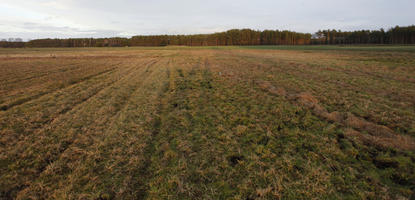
[0,21,122,40]
[1,0,414,39]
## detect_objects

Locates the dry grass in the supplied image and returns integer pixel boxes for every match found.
[1,46,414,199]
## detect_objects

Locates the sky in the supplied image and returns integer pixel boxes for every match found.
[0,0,414,40]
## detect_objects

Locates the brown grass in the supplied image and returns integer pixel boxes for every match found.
[1,47,414,199]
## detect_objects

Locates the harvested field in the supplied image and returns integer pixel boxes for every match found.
[1,46,415,199]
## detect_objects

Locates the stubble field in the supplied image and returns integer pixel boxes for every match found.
[0,46,414,199]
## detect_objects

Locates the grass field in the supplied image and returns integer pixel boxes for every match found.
[1,46,414,199]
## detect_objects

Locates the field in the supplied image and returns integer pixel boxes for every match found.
[1,46,414,199]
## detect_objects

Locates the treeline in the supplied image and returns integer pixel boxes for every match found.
[131,29,311,46]
[0,41,25,48]
[312,25,415,44]
[1,29,311,48]
[25,38,130,48]
[1,26,414,48]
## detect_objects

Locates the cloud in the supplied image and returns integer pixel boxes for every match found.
[0,21,122,40]
[0,0,414,39]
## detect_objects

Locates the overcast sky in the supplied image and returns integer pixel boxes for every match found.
[0,0,414,40]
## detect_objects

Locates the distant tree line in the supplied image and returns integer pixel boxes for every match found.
[0,41,25,48]
[131,29,311,46]
[1,26,414,48]
[0,38,25,48]
[312,25,415,44]
[25,38,130,48]
[0,29,311,48]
